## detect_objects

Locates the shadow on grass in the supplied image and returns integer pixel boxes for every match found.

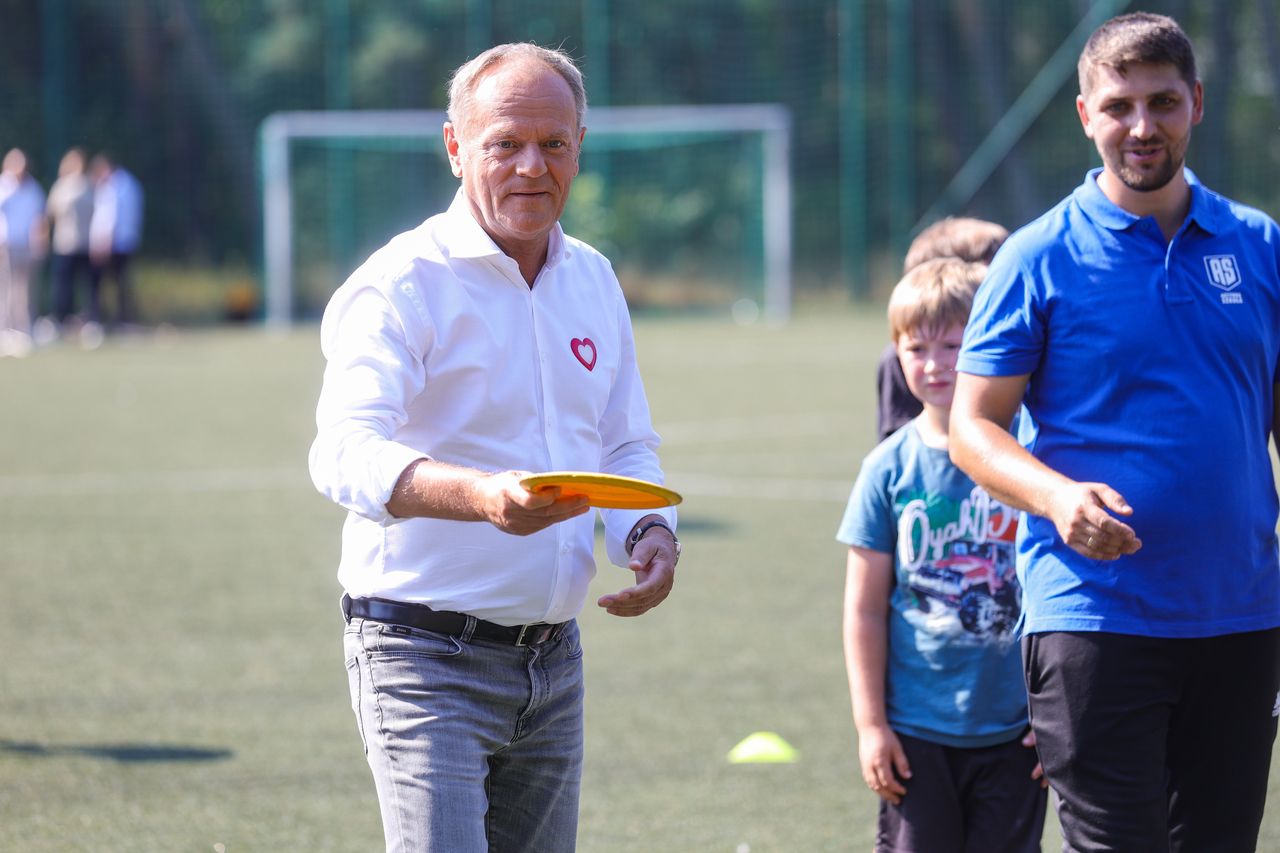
[667,515,730,534]
[595,514,730,535]
[0,739,233,763]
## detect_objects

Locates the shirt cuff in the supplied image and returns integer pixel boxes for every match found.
[602,507,677,568]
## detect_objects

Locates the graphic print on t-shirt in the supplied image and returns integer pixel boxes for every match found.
[896,486,1020,642]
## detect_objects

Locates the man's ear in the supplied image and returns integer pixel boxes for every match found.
[444,122,464,178]
[1076,94,1094,139]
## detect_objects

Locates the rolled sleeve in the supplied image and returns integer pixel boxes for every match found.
[309,277,431,525]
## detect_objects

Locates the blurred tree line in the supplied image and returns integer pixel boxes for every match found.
[4,0,1279,299]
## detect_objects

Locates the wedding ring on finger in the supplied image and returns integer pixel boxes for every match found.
[1086,535,1096,548]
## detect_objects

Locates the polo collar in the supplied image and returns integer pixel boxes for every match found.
[1075,166,1219,235]
[438,188,569,269]
[1183,170,1221,236]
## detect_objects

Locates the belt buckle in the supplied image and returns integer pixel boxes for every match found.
[514,623,553,646]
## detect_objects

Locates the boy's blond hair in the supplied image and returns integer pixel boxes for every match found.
[888,257,986,342]
[903,217,1009,272]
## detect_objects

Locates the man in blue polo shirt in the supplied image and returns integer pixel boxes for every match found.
[950,12,1280,852]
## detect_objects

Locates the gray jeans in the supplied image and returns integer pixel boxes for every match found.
[344,614,585,852]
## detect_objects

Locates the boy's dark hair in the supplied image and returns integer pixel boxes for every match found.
[903,217,1008,273]
[1078,12,1197,96]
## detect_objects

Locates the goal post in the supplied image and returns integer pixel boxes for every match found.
[259,105,792,328]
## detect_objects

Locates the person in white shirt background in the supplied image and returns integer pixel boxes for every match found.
[0,148,47,357]
[42,147,96,342]
[309,42,680,852]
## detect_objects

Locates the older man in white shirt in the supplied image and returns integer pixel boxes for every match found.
[309,43,679,852]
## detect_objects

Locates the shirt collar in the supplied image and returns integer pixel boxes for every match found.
[1182,169,1221,235]
[1074,166,1219,235]
[439,188,570,269]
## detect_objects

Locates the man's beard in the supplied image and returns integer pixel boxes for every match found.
[1107,135,1189,193]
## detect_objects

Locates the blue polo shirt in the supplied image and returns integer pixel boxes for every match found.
[959,168,1280,638]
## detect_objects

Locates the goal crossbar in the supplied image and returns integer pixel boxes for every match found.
[259,105,792,327]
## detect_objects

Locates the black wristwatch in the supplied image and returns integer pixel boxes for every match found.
[627,519,680,562]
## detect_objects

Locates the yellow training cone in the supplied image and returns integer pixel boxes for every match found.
[727,731,799,764]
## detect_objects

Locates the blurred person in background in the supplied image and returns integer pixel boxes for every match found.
[40,147,95,342]
[309,43,679,851]
[0,148,47,357]
[88,153,143,334]
[873,217,1008,442]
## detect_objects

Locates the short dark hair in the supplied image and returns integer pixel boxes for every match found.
[1078,12,1197,96]
[903,217,1008,273]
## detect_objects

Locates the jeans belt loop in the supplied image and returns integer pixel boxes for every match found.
[460,614,478,643]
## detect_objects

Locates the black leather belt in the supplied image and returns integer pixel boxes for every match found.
[343,595,568,647]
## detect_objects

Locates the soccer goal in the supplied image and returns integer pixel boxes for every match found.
[259,105,792,327]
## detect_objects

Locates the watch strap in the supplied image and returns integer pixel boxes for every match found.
[627,519,676,555]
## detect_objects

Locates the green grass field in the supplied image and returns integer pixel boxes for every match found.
[2,307,1278,851]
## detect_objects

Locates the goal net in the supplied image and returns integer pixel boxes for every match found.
[260,106,791,326]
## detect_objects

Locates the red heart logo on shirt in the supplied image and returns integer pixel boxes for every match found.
[571,337,597,371]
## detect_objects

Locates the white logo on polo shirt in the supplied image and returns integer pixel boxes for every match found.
[1204,255,1244,303]
[1204,255,1242,290]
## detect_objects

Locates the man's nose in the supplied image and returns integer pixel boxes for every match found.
[1130,106,1155,139]
[514,144,548,176]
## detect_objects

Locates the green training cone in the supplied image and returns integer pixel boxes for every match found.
[727,731,799,764]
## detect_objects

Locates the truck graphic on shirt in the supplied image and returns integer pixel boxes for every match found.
[908,541,1019,638]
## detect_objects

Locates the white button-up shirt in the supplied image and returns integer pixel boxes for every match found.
[309,191,674,625]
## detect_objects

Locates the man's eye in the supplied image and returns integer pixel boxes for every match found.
[496,140,516,150]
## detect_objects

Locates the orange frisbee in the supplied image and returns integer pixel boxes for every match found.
[520,471,682,510]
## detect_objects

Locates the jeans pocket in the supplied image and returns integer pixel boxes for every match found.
[561,622,584,661]
[344,655,368,755]
[368,624,465,659]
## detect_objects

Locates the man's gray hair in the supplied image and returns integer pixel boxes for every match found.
[448,43,587,132]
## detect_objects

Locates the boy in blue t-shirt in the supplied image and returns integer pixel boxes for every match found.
[838,258,1046,852]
